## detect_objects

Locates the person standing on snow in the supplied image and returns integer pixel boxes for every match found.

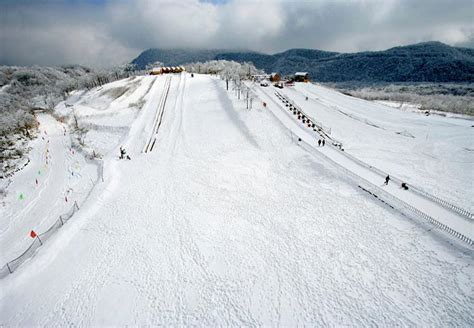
[322,139,325,147]
[318,139,321,146]
[384,175,390,185]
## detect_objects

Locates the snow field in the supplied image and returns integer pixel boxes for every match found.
[0,113,97,264]
[0,76,156,267]
[253,83,473,244]
[285,83,473,212]
[0,74,472,326]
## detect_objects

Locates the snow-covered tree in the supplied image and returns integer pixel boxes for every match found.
[184,60,263,90]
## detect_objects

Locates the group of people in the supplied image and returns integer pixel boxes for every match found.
[318,139,326,147]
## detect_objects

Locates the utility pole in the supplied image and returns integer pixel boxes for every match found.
[246,89,249,109]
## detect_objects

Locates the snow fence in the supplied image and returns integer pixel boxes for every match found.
[0,201,79,279]
[0,154,104,279]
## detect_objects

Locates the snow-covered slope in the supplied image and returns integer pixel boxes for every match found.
[0,76,156,265]
[282,82,473,212]
[0,114,98,264]
[0,74,472,326]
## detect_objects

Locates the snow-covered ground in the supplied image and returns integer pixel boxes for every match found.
[279,83,473,212]
[0,113,97,264]
[376,100,474,120]
[0,74,472,326]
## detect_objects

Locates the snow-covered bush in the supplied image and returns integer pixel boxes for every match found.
[184,60,263,80]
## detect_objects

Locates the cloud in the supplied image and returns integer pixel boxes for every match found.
[0,1,136,67]
[0,0,473,68]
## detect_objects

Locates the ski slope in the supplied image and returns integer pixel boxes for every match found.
[0,114,97,264]
[0,74,473,326]
[280,83,473,212]
[252,85,473,244]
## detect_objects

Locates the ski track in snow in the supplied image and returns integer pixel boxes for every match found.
[0,74,473,326]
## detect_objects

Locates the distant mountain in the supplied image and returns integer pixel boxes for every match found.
[131,42,474,82]
[131,49,225,69]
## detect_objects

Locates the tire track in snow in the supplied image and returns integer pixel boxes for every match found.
[143,75,172,153]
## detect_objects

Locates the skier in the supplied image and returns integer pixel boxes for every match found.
[322,139,325,147]
[401,182,408,190]
[119,146,126,160]
[305,96,308,101]
[384,175,390,185]
[318,139,321,146]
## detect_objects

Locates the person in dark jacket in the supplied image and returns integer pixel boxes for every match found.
[119,146,126,160]
[322,139,325,146]
[384,175,390,185]
[318,139,321,146]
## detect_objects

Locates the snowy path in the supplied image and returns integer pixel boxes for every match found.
[253,85,473,244]
[0,74,472,326]
[0,113,96,263]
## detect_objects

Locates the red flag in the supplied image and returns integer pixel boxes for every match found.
[30,230,37,238]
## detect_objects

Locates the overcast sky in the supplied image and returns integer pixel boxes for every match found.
[1,0,473,68]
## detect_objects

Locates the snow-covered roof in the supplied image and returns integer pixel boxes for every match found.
[295,72,308,76]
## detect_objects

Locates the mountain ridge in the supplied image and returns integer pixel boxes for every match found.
[131,42,474,82]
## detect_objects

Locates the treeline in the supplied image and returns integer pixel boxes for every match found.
[184,60,263,79]
[327,82,474,115]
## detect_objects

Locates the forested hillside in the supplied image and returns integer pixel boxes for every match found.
[132,42,474,82]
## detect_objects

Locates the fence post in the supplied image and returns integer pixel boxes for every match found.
[6,263,12,274]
